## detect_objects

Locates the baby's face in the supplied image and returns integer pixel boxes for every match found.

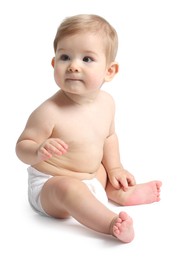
[53,32,109,96]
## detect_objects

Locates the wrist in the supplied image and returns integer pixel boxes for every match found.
[108,166,124,175]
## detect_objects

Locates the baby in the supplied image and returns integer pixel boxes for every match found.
[16,14,162,243]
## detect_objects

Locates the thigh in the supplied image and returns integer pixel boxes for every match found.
[96,164,108,188]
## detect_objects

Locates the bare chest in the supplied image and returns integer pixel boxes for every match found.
[52,106,112,145]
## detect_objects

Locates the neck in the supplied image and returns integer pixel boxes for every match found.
[61,90,100,105]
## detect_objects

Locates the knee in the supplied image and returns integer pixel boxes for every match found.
[52,176,80,200]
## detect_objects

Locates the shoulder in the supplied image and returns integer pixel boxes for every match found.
[99,90,115,100]
[98,90,116,107]
[28,92,60,121]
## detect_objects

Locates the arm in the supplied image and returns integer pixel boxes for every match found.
[16,103,68,165]
[102,123,136,191]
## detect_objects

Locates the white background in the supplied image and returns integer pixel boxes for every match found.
[0,0,179,259]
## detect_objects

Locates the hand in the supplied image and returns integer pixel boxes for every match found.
[37,138,68,161]
[108,167,136,191]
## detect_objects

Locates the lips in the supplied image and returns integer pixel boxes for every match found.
[66,78,82,82]
[67,78,80,80]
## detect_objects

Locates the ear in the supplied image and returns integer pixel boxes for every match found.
[51,57,55,68]
[104,62,119,82]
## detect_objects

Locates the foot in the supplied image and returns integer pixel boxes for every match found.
[106,181,162,206]
[110,211,134,243]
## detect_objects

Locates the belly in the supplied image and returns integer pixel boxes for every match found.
[51,144,103,172]
[34,142,104,176]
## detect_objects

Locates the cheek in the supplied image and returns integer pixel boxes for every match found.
[53,68,63,86]
[88,70,105,86]
[87,75,101,87]
[54,67,62,78]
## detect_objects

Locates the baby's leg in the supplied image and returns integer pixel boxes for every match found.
[40,176,134,242]
[106,180,162,206]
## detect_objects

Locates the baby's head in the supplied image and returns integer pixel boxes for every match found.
[53,14,118,64]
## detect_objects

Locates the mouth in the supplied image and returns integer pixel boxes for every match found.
[66,78,82,82]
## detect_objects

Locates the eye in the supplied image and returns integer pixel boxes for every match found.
[83,56,93,63]
[60,54,70,61]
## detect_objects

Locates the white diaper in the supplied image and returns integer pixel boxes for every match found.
[28,167,52,216]
[27,166,108,217]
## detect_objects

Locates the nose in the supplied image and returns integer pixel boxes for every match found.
[67,61,80,73]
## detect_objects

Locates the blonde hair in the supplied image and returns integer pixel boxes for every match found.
[53,14,118,63]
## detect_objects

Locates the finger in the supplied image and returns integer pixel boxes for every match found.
[119,177,129,191]
[48,144,66,156]
[128,175,136,186]
[38,147,52,160]
[48,140,68,155]
[56,139,68,149]
[111,177,121,189]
